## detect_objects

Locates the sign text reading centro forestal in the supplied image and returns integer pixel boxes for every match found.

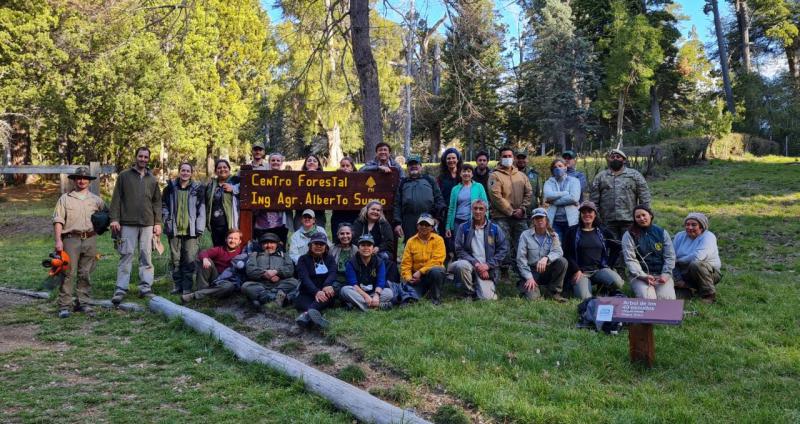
[239,170,398,211]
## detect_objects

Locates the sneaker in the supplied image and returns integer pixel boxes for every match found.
[306,309,329,329]
[295,312,311,328]
[274,290,287,308]
[700,293,716,304]
[180,293,194,305]
[58,309,70,319]
[551,294,568,303]
[379,301,393,310]
[139,289,154,299]
[111,292,125,306]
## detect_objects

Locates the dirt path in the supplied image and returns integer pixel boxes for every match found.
[211,299,490,423]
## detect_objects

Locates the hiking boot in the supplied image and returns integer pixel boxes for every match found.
[307,309,329,329]
[139,289,154,299]
[251,300,264,312]
[295,312,312,328]
[58,309,70,319]
[551,294,568,303]
[111,292,125,306]
[74,305,96,317]
[700,293,716,304]
[180,293,194,305]
[274,290,287,308]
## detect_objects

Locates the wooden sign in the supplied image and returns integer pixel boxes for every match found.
[595,297,684,325]
[239,170,399,211]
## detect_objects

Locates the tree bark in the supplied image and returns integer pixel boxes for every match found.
[350,0,383,162]
[616,91,626,145]
[710,0,736,116]
[429,41,442,159]
[787,44,800,81]
[735,0,752,73]
[650,85,661,134]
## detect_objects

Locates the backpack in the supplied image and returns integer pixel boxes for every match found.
[576,293,627,335]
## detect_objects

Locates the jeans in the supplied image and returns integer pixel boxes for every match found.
[115,225,154,294]
[339,286,394,311]
[573,267,624,300]
[552,221,570,244]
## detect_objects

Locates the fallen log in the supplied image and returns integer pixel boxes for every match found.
[148,296,430,424]
[0,286,144,312]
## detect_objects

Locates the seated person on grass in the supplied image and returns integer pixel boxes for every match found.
[621,205,676,300]
[562,201,624,300]
[241,232,299,311]
[181,251,249,304]
[672,212,722,304]
[330,222,358,294]
[447,199,508,300]
[400,214,447,305]
[517,208,568,302]
[340,234,394,311]
[194,229,243,290]
[294,233,338,329]
[288,209,328,264]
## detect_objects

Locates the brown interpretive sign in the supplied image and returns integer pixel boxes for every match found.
[594,297,684,325]
[239,170,399,211]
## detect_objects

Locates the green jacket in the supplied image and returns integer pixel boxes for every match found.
[589,167,651,223]
[245,250,295,281]
[110,167,162,226]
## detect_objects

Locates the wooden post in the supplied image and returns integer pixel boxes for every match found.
[89,161,100,195]
[240,209,253,246]
[628,324,655,367]
[59,173,69,193]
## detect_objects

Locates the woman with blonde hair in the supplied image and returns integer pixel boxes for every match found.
[516,208,568,302]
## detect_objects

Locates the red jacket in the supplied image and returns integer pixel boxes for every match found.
[198,246,243,274]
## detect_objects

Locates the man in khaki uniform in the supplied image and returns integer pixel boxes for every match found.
[52,167,106,318]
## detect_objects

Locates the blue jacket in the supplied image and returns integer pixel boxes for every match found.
[161,179,206,238]
[345,255,387,293]
[445,182,488,231]
[562,224,615,275]
[454,219,509,269]
[567,168,588,201]
[543,176,581,226]
[213,253,249,289]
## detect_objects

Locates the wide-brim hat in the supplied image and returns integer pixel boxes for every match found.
[68,166,96,180]
[608,148,627,160]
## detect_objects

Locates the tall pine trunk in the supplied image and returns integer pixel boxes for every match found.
[710,0,736,116]
[327,122,343,166]
[429,41,442,160]
[650,85,661,133]
[350,0,383,162]
[616,91,625,145]
[735,0,752,73]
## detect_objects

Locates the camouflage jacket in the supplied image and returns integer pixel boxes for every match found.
[589,167,651,223]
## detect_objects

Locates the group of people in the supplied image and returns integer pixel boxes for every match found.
[51,142,722,327]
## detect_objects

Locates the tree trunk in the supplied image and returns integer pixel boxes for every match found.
[735,0,752,73]
[650,85,661,134]
[350,0,383,162]
[404,0,414,158]
[710,0,736,116]
[616,91,626,145]
[429,41,442,159]
[787,44,800,81]
[206,142,214,177]
[327,122,343,166]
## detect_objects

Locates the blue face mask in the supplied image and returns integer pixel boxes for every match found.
[553,168,566,179]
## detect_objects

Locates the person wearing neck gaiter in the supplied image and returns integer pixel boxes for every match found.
[589,149,651,269]
[543,159,580,242]
[288,209,329,264]
[621,205,676,300]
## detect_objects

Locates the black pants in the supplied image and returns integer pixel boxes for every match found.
[294,291,335,312]
[410,266,446,301]
[210,224,228,247]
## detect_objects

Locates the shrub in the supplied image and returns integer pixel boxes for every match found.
[368,384,413,405]
[432,405,470,424]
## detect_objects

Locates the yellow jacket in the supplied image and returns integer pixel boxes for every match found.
[400,232,446,281]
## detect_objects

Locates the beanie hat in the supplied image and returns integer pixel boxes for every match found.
[684,212,709,230]
[632,204,654,221]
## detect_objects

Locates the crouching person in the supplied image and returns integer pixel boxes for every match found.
[517,208,568,302]
[400,214,447,304]
[181,253,248,304]
[672,212,722,304]
[242,233,298,310]
[340,235,394,311]
[194,230,243,290]
[294,233,337,329]
[447,199,508,300]
[622,205,676,300]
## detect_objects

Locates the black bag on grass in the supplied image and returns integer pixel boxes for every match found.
[576,293,626,335]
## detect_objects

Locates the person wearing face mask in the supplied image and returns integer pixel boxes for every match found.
[488,146,533,276]
[393,155,445,241]
[561,150,588,201]
[161,162,206,295]
[543,158,580,242]
[621,205,676,300]
[672,212,721,304]
[589,149,651,268]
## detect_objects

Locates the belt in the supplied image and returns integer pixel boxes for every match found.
[63,230,96,239]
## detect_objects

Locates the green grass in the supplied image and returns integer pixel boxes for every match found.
[336,364,367,384]
[0,304,350,423]
[323,157,800,423]
[3,158,799,422]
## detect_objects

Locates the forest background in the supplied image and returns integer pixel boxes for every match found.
[2,0,799,175]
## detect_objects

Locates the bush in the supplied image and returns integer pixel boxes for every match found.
[368,384,413,405]
[708,133,780,159]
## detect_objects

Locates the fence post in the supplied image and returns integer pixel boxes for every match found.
[89,162,100,195]
[59,173,69,193]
